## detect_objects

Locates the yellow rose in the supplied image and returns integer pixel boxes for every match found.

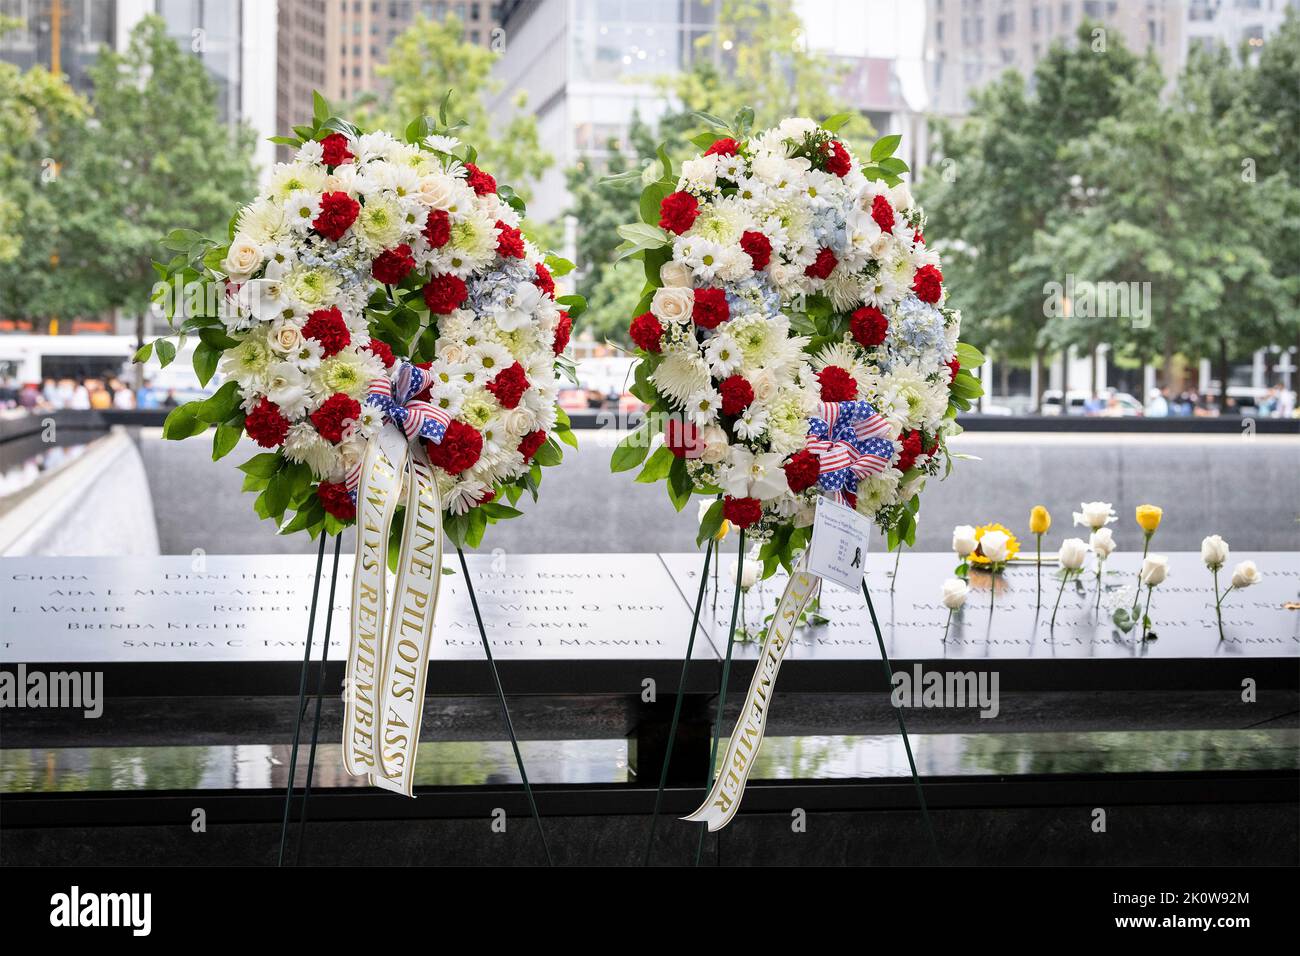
[1136,504,1163,535]
[1029,505,1051,535]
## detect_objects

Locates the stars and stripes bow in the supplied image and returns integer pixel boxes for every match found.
[803,400,895,502]
[345,360,452,496]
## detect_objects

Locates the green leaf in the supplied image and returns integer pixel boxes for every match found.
[156,338,177,368]
[611,428,651,472]
[696,498,725,546]
[481,502,523,520]
[532,438,563,467]
[639,180,673,227]
[955,342,985,368]
[821,112,853,133]
[212,422,243,461]
[635,445,674,483]
[666,456,693,512]
[134,342,153,364]
[193,341,220,387]
[617,222,669,252]
[544,254,575,278]
[238,452,281,478]
[870,134,901,161]
[877,156,909,175]
[161,403,207,440]
[312,90,330,123]
[192,381,241,423]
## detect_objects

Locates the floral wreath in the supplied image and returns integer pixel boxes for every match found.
[612,110,983,574]
[144,93,582,548]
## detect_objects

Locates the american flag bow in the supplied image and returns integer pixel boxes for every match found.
[803,400,895,502]
[344,360,453,496]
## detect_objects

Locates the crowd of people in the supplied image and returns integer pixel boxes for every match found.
[0,374,178,413]
[1144,385,1296,418]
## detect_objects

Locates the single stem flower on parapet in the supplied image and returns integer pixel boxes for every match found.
[1089,527,1117,614]
[975,527,1013,619]
[1138,554,1169,641]
[940,577,969,642]
[1131,504,1163,613]
[1051,538,1088,627]
[1203,535,1260,641]
[1029,505,1051,611]
[952,524,977,580]
[890,539,904,592]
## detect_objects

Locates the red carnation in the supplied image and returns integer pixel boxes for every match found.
[817,365,858,402]
[664,417,702,459]
[553,311,572,355]
[629,311,664,353]
[850,306,889,348]
[371,244,415,285]
[365,337,396,368]
[244,398,290,448]
[486,361,529,410]
[704,137,739,157]
[495,220,526,259]
[518,429,547,463]
[302,306,351,358]
[740,230,772,270]
[870,194,895,233]
[825,140,851,177]
[320,133,353,167]
[946,357,960,383]
[313,190,360,241]
[423,273,468,314]
[465,163,496,196]
[659,190,700,235]
[533,262,555,299]
[804,247,837,280]
[722,495,763,529]
[423,208,451,248]
[317,480,356,521]
[783,449,821,493]
[914,231,925,245]
[912,264,943,304]
[425,420,483,475]
[310,393,361,444]
[718,375,754,417]
[692,286,730,329]
[896,429,923,472]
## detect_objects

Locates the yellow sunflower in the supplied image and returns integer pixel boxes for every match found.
[968,523,1021,565]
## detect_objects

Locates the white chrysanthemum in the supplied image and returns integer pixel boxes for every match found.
[219,335,273,390]
[878,363,949,432]
[367,161,422,202]
[294,140,325,165]
[733,404,769,441]
[436,209,497,276]
[282,265,341,312]
[822,269,868,312]
[284,190,322,233]
[854,467,903,517]
[236,198,286,245]
[459,391,497,430]
[428,381,465,418]
[679,155,718,192]
[353,193,404,252]
[354,130,402,164]
[267,162,328,202]
[424,134,461,154]
[651,352,711,409]
[312,347,382,401]
[445,477,491,516]
[765,389,817,457]
[283,422,342,479]
[812,340,863,377]
[675,236,732,283]
[860,270,904,309]
[469,341,514,378]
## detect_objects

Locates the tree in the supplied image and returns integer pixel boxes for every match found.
[0,20,91,329]
[53,16,257,348]
[919,21,1140,407]
[350,14,550,200]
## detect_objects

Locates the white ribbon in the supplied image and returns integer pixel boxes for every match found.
[682,553,820,831]
[343,425,444,797]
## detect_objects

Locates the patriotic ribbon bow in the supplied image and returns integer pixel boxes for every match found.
[345,360,453,496]
[803,400,895,502]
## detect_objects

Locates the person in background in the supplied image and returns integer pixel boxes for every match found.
[1276,386,1296,418]
[67,378,91,410]
[110,377,136,410]
[1145,386,1169,417]
[87,378,113,410]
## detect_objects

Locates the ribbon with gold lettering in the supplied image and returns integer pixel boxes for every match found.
[342,364,447,797]
[682,553,819,831]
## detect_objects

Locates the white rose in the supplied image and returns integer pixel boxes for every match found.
[889,181,914,211]
[650,286,694,325]
[223,236,263,279]
[660,260,694,288]
[1139,555,1169,587]
[737,557,761,591]
[952,524,977,559]
[1201,534,1230,570]
[1058,537,1088,571]
[439,342,469,364]
[503,405,536,436]
[680,156,718,190]
[980,530,1010,564]
[1073,501,1117,530]
[416,174,456,209]
[940,578,969,610]
[699,424,729,465]
[1230,560,1260,589]
[269,320,304,353]
[749,368,778,403]
[1089,527,1116,559]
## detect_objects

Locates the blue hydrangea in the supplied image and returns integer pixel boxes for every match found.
[811,205,848,255]
[465,259,534,314]
[881,294,948,371]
